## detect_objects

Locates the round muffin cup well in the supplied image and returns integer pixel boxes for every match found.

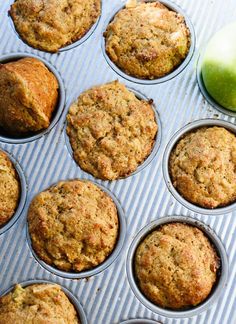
[1,279,87,324]
[26,180,126,279]
[102,0,196,85]
[0,53,66,144]
[197,52,236,117]
[65,87,162,180]
[126,216,228,318]
[0,149,27,235]
[163,118,236,215]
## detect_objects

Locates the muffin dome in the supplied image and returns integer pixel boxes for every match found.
[10,0,101,52]
[67,81,158,180]
[169,126,236,208]
[135,222,219,309]
[28,179,119,272]
[0,57,58,135]
[104,1,190,79]
[0,283,79,323]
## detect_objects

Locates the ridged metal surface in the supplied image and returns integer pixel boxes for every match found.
[0,1,236,324]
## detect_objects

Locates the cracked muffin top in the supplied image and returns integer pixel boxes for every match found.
[104,0,190,79]
[169,126,236,209]
[28,179,119,272]
[0,150,20,228]
[0,57,58,135]
[0,283,80,323]
[10,0,101,52]
[135,222,220,309]
[66,81,158,180]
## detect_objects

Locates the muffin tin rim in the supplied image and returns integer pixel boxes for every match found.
[126,215,229,318]
[120,320,161,323]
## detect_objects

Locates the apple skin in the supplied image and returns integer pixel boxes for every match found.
[201,22,236,111]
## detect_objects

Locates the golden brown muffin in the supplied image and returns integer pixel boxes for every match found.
[169,127,236,209]
[0,57,58,135]
[135,222,220,309]
[0,150,20,227]
[0,283,80,323]
[104,0,190,79]
[67,81,158,180]
[28,179,119,272]
[10,0,101,52]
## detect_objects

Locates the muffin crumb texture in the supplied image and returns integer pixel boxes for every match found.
[104,1,190,79]
[0,57,58,135]
[135,222,220,309]
[10,0,101,52]
[0,283,80,323]
[169,127,236,208]
[67,81,158,180]
[28,179,119,272]
[0,150,20,227]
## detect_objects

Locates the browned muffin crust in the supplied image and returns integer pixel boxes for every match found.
[0,283,80,323]
[10,0,101,52]
[169,126,236,209]
[67,81,158,180]
[135,222,220,309]
[104,0,190,79]
[0,150,20,227]
[0,57,58,135]
[28,179,119,272]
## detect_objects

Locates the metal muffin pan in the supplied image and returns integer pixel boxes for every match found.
[0,53,66,144]
[163,118,236,216]
[0,0,235,323]
[102,0,196,85]
[1,279,88,324]
[126,216,228,318]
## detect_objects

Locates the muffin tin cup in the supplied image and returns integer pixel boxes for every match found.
[26,180,126,279]
[163,118,236,215]
[196,52,236,117]
[0,149,27,235]
[0,53,66,144]
[64,86,162,180]
[102,0,196,85]
[120,320,161,324]
[1,279,87,324]
[126,216,228,318]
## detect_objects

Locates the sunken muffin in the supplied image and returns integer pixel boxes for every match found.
[169,127,236,209]
[0,283,80,323]
[104,0,190,79]
[0,57,58,135]
[0,150,20,228]
[28,179,119,272]
[67,81,158,180]
[135,222,220,309]
[10,0,101,52]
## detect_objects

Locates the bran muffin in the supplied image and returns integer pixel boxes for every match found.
[135,222,220,309]
[0,150,20,228]
[169,127,236,209]
[0,57,58,135]
[66,81,158,180]
[10,0,101,52]
[0,283,80,323]
[28,179,119,272]
[104,0,190,80]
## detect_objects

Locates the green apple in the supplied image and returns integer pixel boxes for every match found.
[201,22,236,111]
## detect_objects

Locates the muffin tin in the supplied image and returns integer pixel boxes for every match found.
[0,1,235,324]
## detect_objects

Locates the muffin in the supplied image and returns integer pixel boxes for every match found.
[0,283,80,323]
[0,150,20,228]
[28,179,119,272]
[104,0,190,79]
[135,222,220,309]
[10,0,101,52]
[169,126,236,209]
[67,81,158,180]
[0,57,58,135]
